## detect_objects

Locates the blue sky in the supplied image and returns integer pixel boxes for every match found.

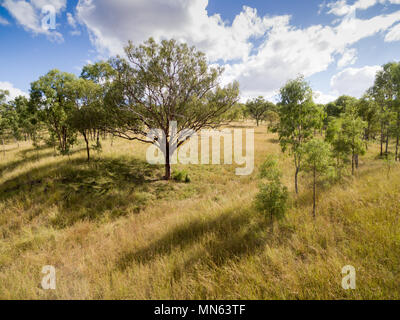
[1,0,400,103]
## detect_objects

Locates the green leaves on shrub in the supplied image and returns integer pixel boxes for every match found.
[255,156,289,220]
[172,170,191,183]
[255,181,289,220]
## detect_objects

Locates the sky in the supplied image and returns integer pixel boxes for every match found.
[1,0,400,103]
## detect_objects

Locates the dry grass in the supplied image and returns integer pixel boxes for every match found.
[0,121,399,299]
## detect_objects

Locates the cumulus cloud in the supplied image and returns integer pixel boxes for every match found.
[0,81,29,101]
[1,0,66,41]
[73,0,400,100]
[222,9,400,98]
[76,0,280,62]
[314,91,338,104]
[330,65,382,97]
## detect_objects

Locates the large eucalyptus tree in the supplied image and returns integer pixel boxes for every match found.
[108,38,239,179]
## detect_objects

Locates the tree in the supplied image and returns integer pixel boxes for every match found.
[81,61,117,147]
[0,90,11,154]
[326,95,358,118]
[275,76,324,194]
[108,38,239,180]
[302,138,332,218]
[326,117,350,178]
[30,70,78,154]
[245,97,274,126]
[342,107,367,175]
[357,92,379,148]
[255,155,289,221]
[371,62,397,157]
[66,78,103,161]
[391,62,400,161]
[326,105,366,176]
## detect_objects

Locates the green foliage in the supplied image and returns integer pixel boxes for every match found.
[30,69,78,154]
[302,138,333,217]
[256,155,289,220]
[245,97,275,126]
[255,181,289,220]
[223,103,245,121]
[66,77,105,160]
[325,95,358,119]
[370,62,400,158]
[275,75,325,193]
[302,138,333,174]
[259,155,282,182]
[108,38,239,179]
[357,94,380,142]
[0,89,11,140]
[172,169,191,183]
[326,108,366,176]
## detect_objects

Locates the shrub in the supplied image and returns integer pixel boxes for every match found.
[255,181,289,220]
[259,155,281,182]
[172,169,190,183]
[255,155,289,220]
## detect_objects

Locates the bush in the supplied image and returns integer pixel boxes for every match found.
[255,155,289,220]
[259,155,281,182]
[172,169,190,183]
[255,181,289,220]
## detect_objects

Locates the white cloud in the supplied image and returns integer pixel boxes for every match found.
[330,65,381,97]
[76,0,283,61]
[325,0,399,16]
[385,23,400,41]
[222,9,400,98]
[0,81,29,101]
[67,12,76,28]
[75,1,400,99]
[67,12,81,35]
[74,0,400,99]
[337,48,358,67]
[2,0,66,41]
[314,90,338,104]
[0,16,10,25]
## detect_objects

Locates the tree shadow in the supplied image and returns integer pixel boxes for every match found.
[267,138,279,144]
[0,156,162,229]
[117,206,294,276]
[0,146,85,176]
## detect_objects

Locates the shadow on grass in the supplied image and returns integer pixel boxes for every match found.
[267,138,279,144]
[0,156,162,228]
[117,206,294,275]
[0,146,85,176]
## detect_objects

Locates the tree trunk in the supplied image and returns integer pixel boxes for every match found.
[295,166,299,194]
[313,166,316,219]
[352,153,355,175]
[256,119,259,126]
[83,132,90,162]
[396,134,399,162]
[380,124,384,157]
[355,154,359,169]
[385,128,389,156]
[164,140,171,180]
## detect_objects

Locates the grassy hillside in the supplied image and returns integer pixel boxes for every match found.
[0,121,399,299]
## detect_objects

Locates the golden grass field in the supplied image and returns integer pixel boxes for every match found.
[0,121,399,299]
